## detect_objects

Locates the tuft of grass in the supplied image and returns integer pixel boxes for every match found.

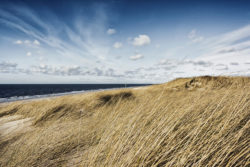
[97,91,134,106]
[0,76,249,167]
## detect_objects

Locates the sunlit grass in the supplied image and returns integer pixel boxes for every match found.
[0,76,249,166]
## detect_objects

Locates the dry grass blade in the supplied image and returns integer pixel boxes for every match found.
[0,76,249,167]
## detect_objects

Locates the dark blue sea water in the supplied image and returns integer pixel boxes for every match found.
[0,84,149,103]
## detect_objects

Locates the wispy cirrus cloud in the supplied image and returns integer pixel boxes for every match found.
[0,2,250,83]
[188,29,204,43]
[0,4,137,82]
[0,4,113,65]
[200,25,250,60]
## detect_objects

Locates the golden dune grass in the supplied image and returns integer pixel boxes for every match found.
[0,76,249,167]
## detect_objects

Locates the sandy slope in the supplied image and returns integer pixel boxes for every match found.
[0,76,249,167]
[0,116,32,138]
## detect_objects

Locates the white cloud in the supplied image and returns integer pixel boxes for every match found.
[113,42,122,49]
[2,5,250,83]
[26,52,32,56]
[14,39,40,47]
[0,61,18,73]
[33,40,40,45]
[188,29,204,43]
[132,34,151,46]
[14,40,23,44]
[130,53,144,60]
[3,64,125,78]
[107,28,116,35]
[0,61,17,68]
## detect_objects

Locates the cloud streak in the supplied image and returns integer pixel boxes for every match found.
[0,61,18,73]
[188,29,203,43]
[0,4,113,66]
[0,2,249,83]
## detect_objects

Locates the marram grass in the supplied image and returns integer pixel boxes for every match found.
[0,76,249,167]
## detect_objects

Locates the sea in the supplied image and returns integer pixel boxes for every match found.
[0,84,149,103]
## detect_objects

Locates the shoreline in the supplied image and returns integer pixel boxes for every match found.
[0,88,111,104]
[0,76,249,166]
[0,85,146,104]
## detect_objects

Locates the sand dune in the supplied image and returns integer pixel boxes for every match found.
[0,116,32,138]
[0,76,249,167]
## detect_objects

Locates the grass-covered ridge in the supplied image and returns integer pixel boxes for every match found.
[0,76,249,167]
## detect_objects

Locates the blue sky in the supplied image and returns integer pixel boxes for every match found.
[0,0,250,83]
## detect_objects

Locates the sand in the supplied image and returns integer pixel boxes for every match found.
[0,115,32,138]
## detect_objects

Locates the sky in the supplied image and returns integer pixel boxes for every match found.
[0,0,250,83]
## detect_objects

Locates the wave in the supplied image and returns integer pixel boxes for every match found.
[0,89,102,103]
